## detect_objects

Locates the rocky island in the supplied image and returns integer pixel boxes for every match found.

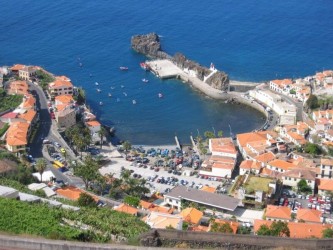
[131,33,229,92]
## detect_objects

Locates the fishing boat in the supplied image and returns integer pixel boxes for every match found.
[119,66,128,71]
[108,93,112,97]
[158,93,163,98]
[99,102,103,106]
[97,88,101,93]
[142,78,149,83]
[123,92,127,97]
[95,82,99,86]
[132,100,137,105]
[140,62,150,71]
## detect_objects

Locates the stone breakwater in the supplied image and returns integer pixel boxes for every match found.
[131,33,229,92]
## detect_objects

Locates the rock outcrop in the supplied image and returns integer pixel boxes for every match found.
[131,33,229,91]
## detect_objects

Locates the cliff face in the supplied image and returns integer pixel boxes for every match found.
[131,33,229,91]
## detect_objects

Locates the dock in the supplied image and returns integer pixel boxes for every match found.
[147,60,183,79]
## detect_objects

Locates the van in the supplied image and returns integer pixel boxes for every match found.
[43,139,51,144]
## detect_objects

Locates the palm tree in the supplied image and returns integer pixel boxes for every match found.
[36,158,47,182]
[98,127,107,149]
[122,141,132,156]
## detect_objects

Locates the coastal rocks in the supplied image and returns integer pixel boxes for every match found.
[131,33,229,91]
[131,33,170,59]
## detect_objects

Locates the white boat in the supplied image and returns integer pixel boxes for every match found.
[116,98,120,102]
[132,100,137,104]
[142,78,149,83]
[119,66,128,71]
[99,102,103,106]
[123,92,127,97]
[120,85,125,88]
[97,88,101,93]
[108,93,112,97]
[158,93,163,98]
[95,82,99,86]
[140,62,150,71]
[110,86,115,90]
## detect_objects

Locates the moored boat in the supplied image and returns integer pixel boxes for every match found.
[95,82,99,86]
[123,92,127,97]
[132,99,137,104]
[99,101,103,106]
[142,78,149,83]
[158,93,163,98]
[108,93,112,97]
[120,66,128,71]
[97,88,101,93]
[140,62,150,71]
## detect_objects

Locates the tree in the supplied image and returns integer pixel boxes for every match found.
[204,131,215,139]
[270,221,290,237]
[74,156,99,189]
[304,143,322,156]
[322,228,333,238]
[124,195,140,207]
[97,127,107,149]
[306,94,319,110]
[78,193,96,207]
[210,222,233,233]
[122,141,132,155]
[217,130,223,138]
[257,224,271,236]
[297,179,312,193]
[237,226,251,234]
[35,158,47,182]
[61,150,68,161]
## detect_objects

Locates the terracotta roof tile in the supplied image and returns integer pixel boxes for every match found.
[318,178,333,192]
[6,121,29,146]
[254,152,276,163]
[210,137,237,155]
[86,120,101,127]
[180,207,203,224]
[265,205,291,220]
[211,219,239,234]
[114,203,138,215]
[18,110,36,123]
[296,208,322,223]
[268,159,294,171]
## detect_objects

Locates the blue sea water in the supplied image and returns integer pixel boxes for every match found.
[1,0,333,144]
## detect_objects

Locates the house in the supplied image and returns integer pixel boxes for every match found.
[269,79,293,94]
[55,105,76,129]
[164,186,240,212]
[139,200,154,210]
[209,137,238,158]
[6,80,29,95]
[239,160,262,175]
[143,212,183,230]
[54,94,74,106]
[209,219,239,234]
[18,109,37,125]
[20,94,36,111]
[265,205,291,222]
[18,65,36,80]
[254,219,331,238]
[180,207,203,225]
[317,178,333,196]
[254,151,276,165]
[148,205,173,214]
[279,168,316,191]
[5,121,30,153]
[266,159,295,173]
[296,209,322,224]
[86,120,101,134]
[10,64,26,74]
[55,186,85,200]
[199,155,236,179]
[319,158,333,179]
[0,112,18,123]
[114,203,138,216]
[48,76,73,98]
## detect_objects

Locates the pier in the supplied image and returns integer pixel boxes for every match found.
[147,60,183,79]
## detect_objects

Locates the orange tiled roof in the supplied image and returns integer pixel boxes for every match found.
[18,110,36,123]
[22,94,36,109]
[180,207,203,224]
[296,208,322,223]
[271,79,293,86]
[210,137,237,155]
[237,131,277,148]
[149,205,173,214]
[239,160,261,171]
[254,219,331,238]
[254,152,276,163]
[189,225,209,232]
[280,168,316,181]
[212,219,239,234]
[10,64,26,71]
[318,178,333,192]
[86,120,101,127]
[7,80,29,95]
[55,94,74,104]
[55,75,71,81]
[265,205,291,220]
[55,186,85,200]
[114,203,138,215]
[49,79,73,89]
[143,212,182,229]
[268,159,294,171]
[139,200,154,209]
[6,121,29,146]
[200,186,216,193]
[321,158,333,166]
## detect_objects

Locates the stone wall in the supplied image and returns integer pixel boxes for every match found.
[140,229,333,249]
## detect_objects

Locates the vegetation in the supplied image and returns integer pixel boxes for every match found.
[210,222,233,233]
[124,195,140,207]
[244,176,272,194]
[35,69,54,89]
[306,94,319,110]
[97,127,107,149]
[237,226,251,234]
[122,141,132,155]
[77,193,97,208]
[322,228,333,238]
[74,156,100,190]
[0,88,23,112]
[297,179,312,194]
[289,89,296,95]
[65,123,92,158]
[35,158,47,182]
[317,95,333,110]
[0,123,9,137]
[0,197,149,242]
[257,221,290,237]
[74,87,86,105]
[304,143,322,156]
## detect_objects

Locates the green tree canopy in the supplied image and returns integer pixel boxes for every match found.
[204,131,215,139]
[322,228,333,238]
[35,158,47,182]
[297,179,312,193]
[306,94,319,110]
[78,193,96,207]
[124,195,140,207]
[210,222,233,233]
[74,156,100,189]
[257,221,290,237]
[304,143,322,156]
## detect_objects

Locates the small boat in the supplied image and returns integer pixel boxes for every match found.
[108,93,112,97]
[123,92,127,97]
[97,88,101,93]
[142,78,149,83]
[110,86,115,90]
[119,66,128,71]
[95,82,99,86]
[132,100,137,105]
[158,93,163,98]
[116,98,120,102]
[99,102,103,106]
[120,85,125,88]
[140,62,150,71]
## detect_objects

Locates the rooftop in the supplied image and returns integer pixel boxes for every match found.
[265,205,291,220]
